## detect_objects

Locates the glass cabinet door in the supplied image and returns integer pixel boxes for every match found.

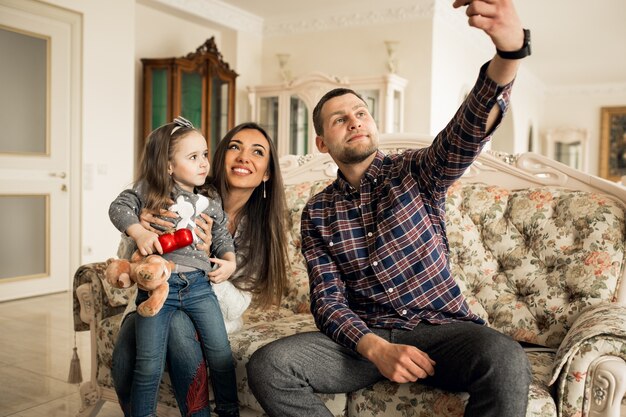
[289,95,308,155]
[210,76,230,153]
[147,67,170,133]
[259,96,279,144]
[555,142,582,170]
[180,69,203,129]
[392,90,402,132]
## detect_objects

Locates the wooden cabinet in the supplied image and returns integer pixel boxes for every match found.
[248,72,407,156]
[141,37,237,155]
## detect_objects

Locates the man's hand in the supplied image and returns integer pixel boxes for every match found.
[453,0,525,124]
[356,333,436,383]
[452,0,524,53]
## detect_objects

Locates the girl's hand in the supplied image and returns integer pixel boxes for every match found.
[195,213,214,255]
[208,258,236,283]
[139,207,177,234]
[127,224,163,255]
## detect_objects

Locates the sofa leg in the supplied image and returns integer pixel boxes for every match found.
[588,356,626,417]
[76,381,105,417]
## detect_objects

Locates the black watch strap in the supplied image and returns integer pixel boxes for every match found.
[496,29,531,60]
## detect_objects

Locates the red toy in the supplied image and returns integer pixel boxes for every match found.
[159,228,193,254]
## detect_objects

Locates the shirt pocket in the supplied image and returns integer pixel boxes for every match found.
[377,192,421,232]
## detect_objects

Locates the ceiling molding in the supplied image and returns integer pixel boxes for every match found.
[145,0,264,34]
[263,0,435,38]
[546,83,626,97]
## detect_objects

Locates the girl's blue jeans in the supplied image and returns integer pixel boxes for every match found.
[112,310,211,417]
[127,269,238,417]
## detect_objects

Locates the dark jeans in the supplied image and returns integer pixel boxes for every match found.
[112,310,210,417]
[112,270,238,417]
[247,322,531,417]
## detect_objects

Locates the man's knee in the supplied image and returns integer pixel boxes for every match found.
[247,341,286,389]
[480,332,532,387]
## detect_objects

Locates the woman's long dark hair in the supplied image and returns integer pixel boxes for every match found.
[207,122,288,308]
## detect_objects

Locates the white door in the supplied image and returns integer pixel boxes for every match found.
[0,1,81,301]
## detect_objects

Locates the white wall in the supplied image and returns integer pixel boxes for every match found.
[507,69,545,154]
[542,85,626,176]
[430,3,492,137]
[39,0,135,264]
[256,19,433,135]
[231,30,263,123]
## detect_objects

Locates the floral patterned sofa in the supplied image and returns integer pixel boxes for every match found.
[74,135,626,417]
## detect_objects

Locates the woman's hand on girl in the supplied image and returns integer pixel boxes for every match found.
[208,258,236,284]
[139,208,177,234]
[194,213,214,255]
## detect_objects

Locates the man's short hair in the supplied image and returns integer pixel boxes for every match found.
[312,88,366,136]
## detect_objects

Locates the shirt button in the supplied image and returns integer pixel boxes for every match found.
[387,288,394,293]
[372,261,378,267]
[367,232,373,237]
[329,242,334,247]
[401,309,407,315]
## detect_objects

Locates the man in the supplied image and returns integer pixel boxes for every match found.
[247,1,532,416]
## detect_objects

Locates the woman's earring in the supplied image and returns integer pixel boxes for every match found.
[263,180,267,199]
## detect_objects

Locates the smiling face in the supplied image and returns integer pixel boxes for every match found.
[224,128,271,191]
[168,131,209,192]
[316,93,379,165]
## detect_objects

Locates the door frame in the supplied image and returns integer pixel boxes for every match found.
[0,0,82,298]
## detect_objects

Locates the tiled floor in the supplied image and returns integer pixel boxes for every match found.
[0,292,122,417]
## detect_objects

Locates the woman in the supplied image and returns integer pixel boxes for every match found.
[111,122,289,417]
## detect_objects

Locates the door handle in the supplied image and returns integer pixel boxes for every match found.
[49,172,67,179]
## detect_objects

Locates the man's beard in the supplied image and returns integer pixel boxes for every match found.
[335,135,379,165]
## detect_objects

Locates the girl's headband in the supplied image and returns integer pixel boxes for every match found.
[171,116,194,135]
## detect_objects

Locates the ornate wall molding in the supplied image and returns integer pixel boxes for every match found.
[145,0,264,34]
[546,83,626,97]
[263,0,435,38]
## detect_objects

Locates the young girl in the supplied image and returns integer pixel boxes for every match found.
[109,116,240,417]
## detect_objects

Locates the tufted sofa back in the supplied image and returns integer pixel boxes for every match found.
[446,182,626,348]
[281,179,626,349]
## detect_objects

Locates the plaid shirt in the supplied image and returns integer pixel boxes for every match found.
[301,62,513,351]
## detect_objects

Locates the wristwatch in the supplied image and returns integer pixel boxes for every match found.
[496,29,531,60]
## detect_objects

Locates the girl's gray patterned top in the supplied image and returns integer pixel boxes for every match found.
[109,182,235,271]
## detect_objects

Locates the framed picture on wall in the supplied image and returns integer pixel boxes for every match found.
[599,106,626,181]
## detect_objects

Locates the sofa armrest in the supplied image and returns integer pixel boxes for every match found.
[72,262,129,332]
[550,303,626,417]
[588,356,626,417]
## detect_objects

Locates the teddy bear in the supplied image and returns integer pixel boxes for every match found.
[113,230,252,332]
[105,251,175,317]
